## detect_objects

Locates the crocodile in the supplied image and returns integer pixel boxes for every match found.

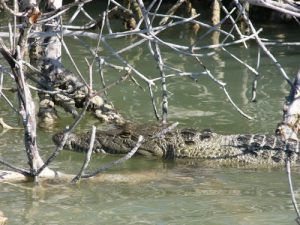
[52,123,300,166]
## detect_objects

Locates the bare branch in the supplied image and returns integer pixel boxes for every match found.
[72,126,96,183]
[61,35,89,88]
[0,0,24,17]
[36,99,91,176]
[81,135,144,179]
[0,118,21,130]
[286,159,300,223]
[276,68,300,140]
[233,0,293,86]
[0,157,31,176]
[246,0,300,18]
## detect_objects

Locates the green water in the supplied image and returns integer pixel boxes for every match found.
[1,2,300,224]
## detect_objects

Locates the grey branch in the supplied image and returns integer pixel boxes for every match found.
[81,135,144,179]
[72,126,96,183]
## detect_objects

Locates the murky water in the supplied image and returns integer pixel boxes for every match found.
[1,2,300,224]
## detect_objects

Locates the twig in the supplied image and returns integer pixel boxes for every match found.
[194,29,262,50]
[191,8,236,48]
[159,0,185,26]
[246,0,300,18]
[35,99,91,176]
[105,0,113,34]
[12,0,18,49]
[60,35,89,88]
[111,0,132,14]
[148,83,160,121]
[137,0,170,123]
[233,0,293,87]
[222,86,253,120]
[80,5,95,22]
[72,126,96,183]
[0,90,18,113]
[263,41,300,46]
[221,47,258,75]
[286,159,300,224]
[27,84,68,95]
[93,69,131,97]
[67,3,82,24]
[98,57,108,97]
[8,23,13,51]
[85,58,93,90]
[149,12,235,38]
[218,1,248,48]
[151,72,206,82]
[102,39,154,86]
[150,0,162,25]
[0,118,22,130]
[38,0,94,24]
[0,69,2,95]
[251,47,261,102]
[35,129,70,176]
[151,122,178,139]
[193,53,253,120]
[0,158,31,176]
[153,42,168,124]
[81,135,144,179]
[103,62,130,72]
[0,0,24,17]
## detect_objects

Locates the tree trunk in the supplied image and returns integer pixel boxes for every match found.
[0,10,55,180]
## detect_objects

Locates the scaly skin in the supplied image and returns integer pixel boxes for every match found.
[52,124,300,166]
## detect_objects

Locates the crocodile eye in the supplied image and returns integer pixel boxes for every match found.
[199,129,213,140]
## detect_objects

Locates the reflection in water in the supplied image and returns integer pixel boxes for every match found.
[0,162,297,225]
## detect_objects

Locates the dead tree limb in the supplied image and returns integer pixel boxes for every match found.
[0,118,22,130]
[0,6,55,181]
[245,0,300,18]
[233,0,293,86]
[276,68,300,140]
[159,0,186,26]
[81,135,144,179]
[72,126,96,183]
